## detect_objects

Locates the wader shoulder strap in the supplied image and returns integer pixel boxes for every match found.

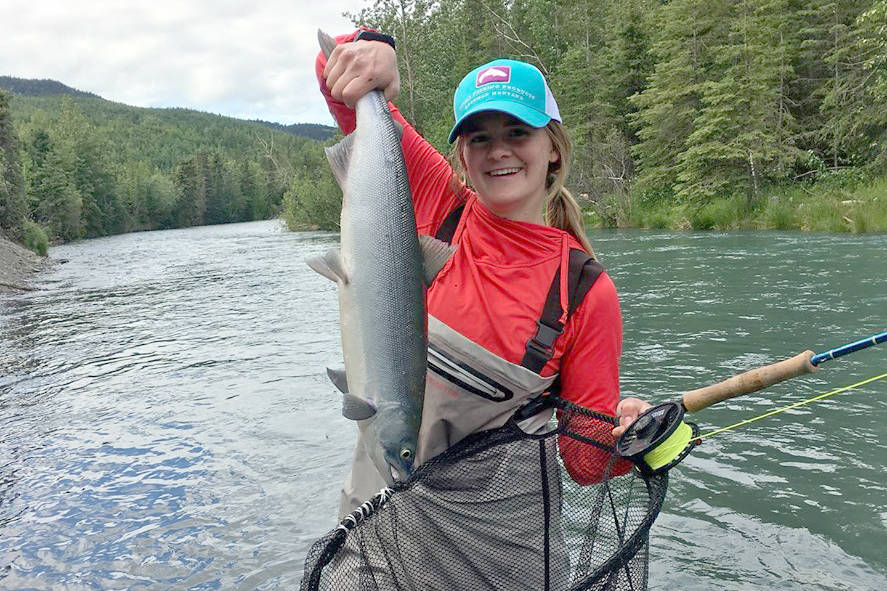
[521,250,604,374]
[434,204,466,245]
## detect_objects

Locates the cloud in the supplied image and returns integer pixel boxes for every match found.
[0,0,364,124]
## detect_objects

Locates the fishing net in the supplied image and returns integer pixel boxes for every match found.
[301,401,668,591]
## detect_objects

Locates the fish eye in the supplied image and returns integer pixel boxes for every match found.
[400,448,413,460]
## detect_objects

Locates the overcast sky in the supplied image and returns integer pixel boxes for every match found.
[1,0,370,126]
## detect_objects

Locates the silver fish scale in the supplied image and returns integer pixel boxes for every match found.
[341,90,425,415]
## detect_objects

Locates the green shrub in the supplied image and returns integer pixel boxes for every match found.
[761,196,798,230]
[835,187,887,233]
[620,174,887,232]
[801,199,846,232]
[21,220,49,256]
[281,168,341,231]
[629,204,679,229]
[688,196,748,230]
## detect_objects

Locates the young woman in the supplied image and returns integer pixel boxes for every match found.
[316,30,651,518]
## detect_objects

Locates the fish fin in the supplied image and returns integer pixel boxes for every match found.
[306,248,349,284]
[326,367,349,393]
[342,394,377,421]
[324,134,355,189]
[419,235,457,285]
[317,30,337,60]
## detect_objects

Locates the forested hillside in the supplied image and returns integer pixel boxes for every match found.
[339,0,886,231]
[0,85,338,253]
[0,76,101,99]
[3,0,886,249]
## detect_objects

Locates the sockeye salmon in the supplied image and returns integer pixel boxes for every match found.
[308,30,452,486]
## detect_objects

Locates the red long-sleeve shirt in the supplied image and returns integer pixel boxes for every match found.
[316,33,626,482]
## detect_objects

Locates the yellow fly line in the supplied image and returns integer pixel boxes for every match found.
[696,372,887,441]
[642,421,695,472]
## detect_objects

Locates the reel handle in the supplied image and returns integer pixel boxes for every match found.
[682,350,818,413]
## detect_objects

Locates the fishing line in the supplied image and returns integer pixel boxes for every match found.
[696,372,887,440]
[641,421,696,472]
[617,372,887,475]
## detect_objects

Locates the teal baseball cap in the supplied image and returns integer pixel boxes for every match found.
[448,59,561,143]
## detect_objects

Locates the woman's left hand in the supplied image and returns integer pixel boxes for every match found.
[611,397,652,438]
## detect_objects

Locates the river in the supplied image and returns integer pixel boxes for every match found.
[0,220,884,590]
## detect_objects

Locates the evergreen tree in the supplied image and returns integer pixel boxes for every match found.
[863,1,887,101]
[601,0,657,142]
[818,0,887,168]
[28,135,82,240]
[144,169,177,229]
[804,0,872,167]
[173,152,208,227]
[237,159,262,222]
[677,0,800,202]
[630,0,732,196]
[860,0,887,168]
[0,90,28,237]
[53,98,123,237]
[203,153,228,225]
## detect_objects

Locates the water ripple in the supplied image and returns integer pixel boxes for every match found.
[2,224,885,589]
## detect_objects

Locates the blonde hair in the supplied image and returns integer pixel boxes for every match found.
[449,120,596,259]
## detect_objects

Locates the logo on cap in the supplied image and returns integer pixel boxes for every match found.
[476,66,511,87]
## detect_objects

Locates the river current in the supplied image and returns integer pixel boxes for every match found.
[1,220,885,590]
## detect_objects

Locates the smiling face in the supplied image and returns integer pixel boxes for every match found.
[459,112,560,223]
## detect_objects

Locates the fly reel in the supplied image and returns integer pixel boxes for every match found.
[616,402,700,476]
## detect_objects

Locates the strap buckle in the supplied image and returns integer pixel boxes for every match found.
[513,394,558,422]
[527,320,563,359]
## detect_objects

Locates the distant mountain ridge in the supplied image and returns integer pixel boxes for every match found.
[254,121,339,141]
[0,76,101,99]
[0,75,336,141]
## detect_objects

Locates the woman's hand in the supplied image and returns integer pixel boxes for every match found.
[611,397,653,438]
[323,38,400,109]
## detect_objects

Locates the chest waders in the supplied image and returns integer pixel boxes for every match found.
[306,206,667,591]
[339,204,605,516]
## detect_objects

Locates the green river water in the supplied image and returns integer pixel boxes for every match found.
[0,221,884,589]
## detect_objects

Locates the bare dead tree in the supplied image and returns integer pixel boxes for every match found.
[481,1,549,76]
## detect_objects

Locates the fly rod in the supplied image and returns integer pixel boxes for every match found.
[617,330,887,475]
[681,330,887,412]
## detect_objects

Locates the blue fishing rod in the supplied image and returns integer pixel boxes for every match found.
[617,330,887,474]
[810,331,887,366]
[680,330,887,412]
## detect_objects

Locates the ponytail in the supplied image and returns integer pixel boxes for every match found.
[546,185,596,260]
[544,122,596,259]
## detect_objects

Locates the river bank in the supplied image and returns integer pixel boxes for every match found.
[0,233,48,293]
[585,175,887,232]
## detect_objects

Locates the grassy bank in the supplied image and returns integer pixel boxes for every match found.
[586,175,887,232]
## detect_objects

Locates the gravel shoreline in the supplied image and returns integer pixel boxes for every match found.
[0,234,49,293]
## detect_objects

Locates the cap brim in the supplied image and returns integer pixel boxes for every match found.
[447,101,552,143]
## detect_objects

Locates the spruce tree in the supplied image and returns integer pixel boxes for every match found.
[819,0,887,168]
[677,0,800,203]
[0,90,28,237]
[629,0,732,197]
[804,0,872,167]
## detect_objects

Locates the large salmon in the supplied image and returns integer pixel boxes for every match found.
[308,31,451,486]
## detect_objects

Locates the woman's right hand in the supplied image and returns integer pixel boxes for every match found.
[323,38,400,109]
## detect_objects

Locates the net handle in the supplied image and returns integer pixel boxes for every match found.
[682,350,818,412]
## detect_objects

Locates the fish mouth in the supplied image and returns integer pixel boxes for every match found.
[389,465,402,482]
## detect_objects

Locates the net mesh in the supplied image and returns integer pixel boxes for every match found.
[301,402,668,591]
